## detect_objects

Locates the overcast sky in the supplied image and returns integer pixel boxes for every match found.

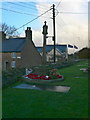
[1,0,89,53]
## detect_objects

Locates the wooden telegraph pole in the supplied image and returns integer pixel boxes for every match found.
[52,4,56,63]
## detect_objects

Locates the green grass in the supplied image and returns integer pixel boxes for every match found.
[2,60,89,118]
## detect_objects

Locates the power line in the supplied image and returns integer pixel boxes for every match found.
[57,14,67,26]
[4,2,35,15]
[25,2,49,9]
[14,8,52,32]
[56,17,67,33]
[0,8,38,16]
[19,2,36,8]
[4,2,47,13]
[58,11,88,14]
[18,2,52,14]
[5,2,51,15]
[19,2,48,11]
[1,7,51,19]
[56,0,63,9]
[7,2,37,12]
[57,18,66,27]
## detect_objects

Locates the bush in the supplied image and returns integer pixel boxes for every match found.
[31,59,80,76]
[2,68,25,88]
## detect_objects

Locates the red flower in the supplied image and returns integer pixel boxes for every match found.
[26,73,41,79]
[26,73,62,80]
[56,74,63,78]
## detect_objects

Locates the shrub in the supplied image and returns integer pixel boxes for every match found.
[2,68,25,88]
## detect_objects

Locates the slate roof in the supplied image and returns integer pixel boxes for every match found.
[2,38,26,52]
[2,37,76,53]
[36,45,67,53]
[36,44,78,53]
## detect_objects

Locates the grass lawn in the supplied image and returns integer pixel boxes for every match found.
[2,60,89,118]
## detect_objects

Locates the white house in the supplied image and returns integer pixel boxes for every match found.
[36,45,67,62]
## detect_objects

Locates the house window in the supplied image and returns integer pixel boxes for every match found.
[17,56,21,59]
[11,61,16,68]
[11,52,16,58]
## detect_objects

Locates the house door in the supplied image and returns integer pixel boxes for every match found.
[4,61,9,70]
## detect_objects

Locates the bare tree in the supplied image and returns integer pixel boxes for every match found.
[0,23,19,38]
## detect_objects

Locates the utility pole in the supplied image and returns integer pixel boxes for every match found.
[52,4,56,63]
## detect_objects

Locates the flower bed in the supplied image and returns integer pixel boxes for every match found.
[22,75,64,84]
[23,69,64,83]
[25,73,63,80]
[22,69,64,83]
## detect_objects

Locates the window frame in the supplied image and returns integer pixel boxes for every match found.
[11,61,16,68]
[11,52,16,58]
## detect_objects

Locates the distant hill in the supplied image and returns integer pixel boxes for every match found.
[76,47,90,59]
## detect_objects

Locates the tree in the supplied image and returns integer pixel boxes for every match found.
[0,23,19,38]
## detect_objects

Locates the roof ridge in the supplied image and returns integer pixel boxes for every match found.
[6,37,26,40]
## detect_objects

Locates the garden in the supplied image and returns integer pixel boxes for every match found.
[2,59,89,118]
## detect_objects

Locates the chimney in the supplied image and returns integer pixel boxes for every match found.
[0,31,6,40]
[25,27,32,41]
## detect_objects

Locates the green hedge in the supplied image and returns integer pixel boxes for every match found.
[31,59,80,75]
[2,68,25,88]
